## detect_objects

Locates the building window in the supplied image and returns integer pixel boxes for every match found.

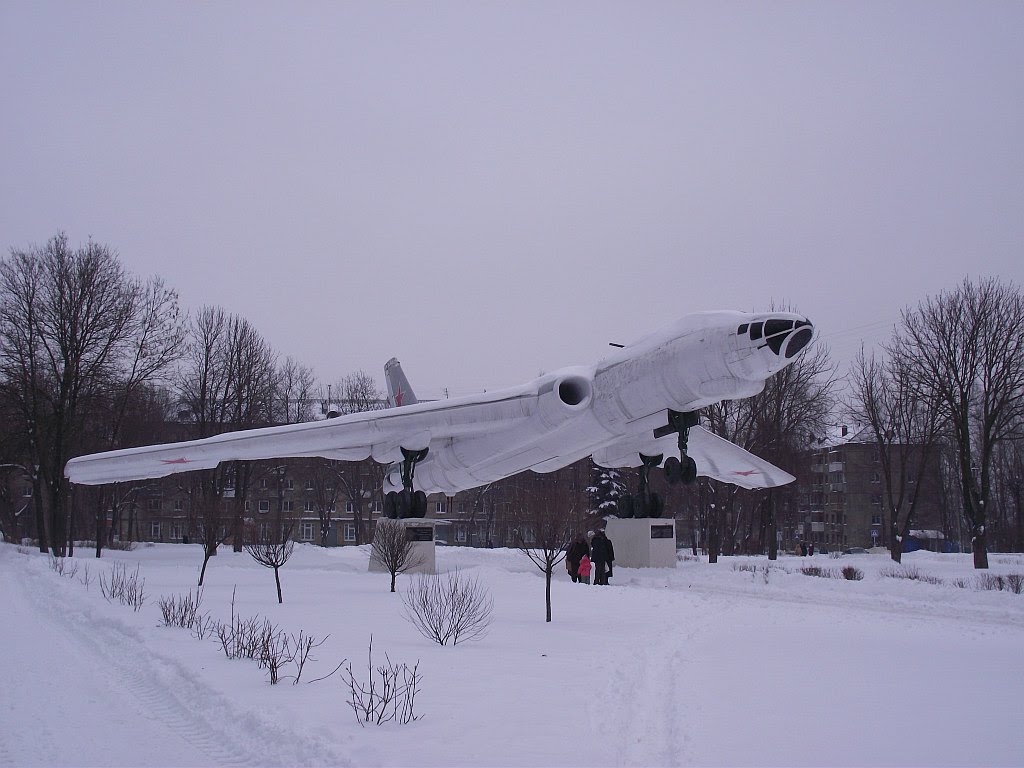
[369,501,382,513]
[344,523,356,542]
[171,523,182,541]
[300,522,315,541]
[346,501,355,513]
[455,527,467,543]
[306,480,314,491]
[305,501,315,512]
[258,499,270,513]
[22,483,32,497]
[259,522,270,541]
[260,477,269,490]
[282,500,294,512]
[284,478,294,490]
[436,499,447,514]
[173,499,184,511]
[148,498,161,511]
[150,521,161,539]
[457,501,466,515]
[871,514,882,525]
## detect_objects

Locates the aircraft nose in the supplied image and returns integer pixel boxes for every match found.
[739,315,815,360]
[762,316,814,359]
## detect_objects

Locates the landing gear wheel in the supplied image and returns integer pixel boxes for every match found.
[384,491,399,519]
[412,490,428,518]
[664,456,682,484]
[681,456,698,485]
[397,489,414,518]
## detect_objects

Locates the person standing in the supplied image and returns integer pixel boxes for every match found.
[565,535,589,583]
[591,529,615,585]
[578,554,592,585]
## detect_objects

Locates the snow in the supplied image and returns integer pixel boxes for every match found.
[3,542,1023,767]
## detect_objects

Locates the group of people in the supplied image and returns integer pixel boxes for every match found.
[565,530,615,585]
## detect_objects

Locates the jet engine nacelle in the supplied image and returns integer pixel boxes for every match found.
[536,369,593,429]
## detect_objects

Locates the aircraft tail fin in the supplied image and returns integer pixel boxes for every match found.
[384,358,417,408]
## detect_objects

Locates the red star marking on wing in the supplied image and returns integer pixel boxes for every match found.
[159,457,192,465]
[393,386,404,407]
[732,469,760,476]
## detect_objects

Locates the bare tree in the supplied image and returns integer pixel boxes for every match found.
[274,357,316,425]
[245,519,295,604]
[0,233,184,555]
[370,519,424,592]
[510,474,578,622]
[897,278,1024,568]
[176,306,278,557]
[849,345,942,562]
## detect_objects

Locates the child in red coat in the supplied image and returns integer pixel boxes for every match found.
[578,554,592,585]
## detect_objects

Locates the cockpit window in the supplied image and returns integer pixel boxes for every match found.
[737,324,748,335]
[764,319,794,337]
[749,322,763,341]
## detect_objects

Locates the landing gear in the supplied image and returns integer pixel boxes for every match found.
[384,447,430,519]
[655,410,700,485]
[616,453,665,519]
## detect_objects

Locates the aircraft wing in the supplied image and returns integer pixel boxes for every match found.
[592,425,795,489]
[64,383,542,486]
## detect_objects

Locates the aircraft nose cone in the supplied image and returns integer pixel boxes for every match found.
[782,318,814,359]
[745,315,814,361]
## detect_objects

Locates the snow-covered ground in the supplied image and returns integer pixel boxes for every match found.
[2,540,1023,767]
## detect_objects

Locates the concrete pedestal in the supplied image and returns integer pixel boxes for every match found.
[368,518,437,575]
[605,518,677,569]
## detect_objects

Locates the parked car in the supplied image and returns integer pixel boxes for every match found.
[843,547,869,554]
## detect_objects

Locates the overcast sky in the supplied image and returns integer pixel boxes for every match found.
[2,1,1022,400]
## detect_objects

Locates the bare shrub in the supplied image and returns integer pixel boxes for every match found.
[343,637,422,726]
[77,564,92,589]
[401,569,493,646]
[107,539,136,551]
[157,588,204,629]
[952,577,972,589]
[842,565,864,581]
[99,562,146,611]
[976,573,1005,591]
[215,589,272,661]
[210,587,326,684]
[880,565,943,585]
[800,565,838,578]
[732,563,757,573]
[48,555,79,579]
[191,614,218,641]
[1004,574,1024,594]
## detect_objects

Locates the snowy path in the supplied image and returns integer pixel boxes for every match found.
[0,548,351,768]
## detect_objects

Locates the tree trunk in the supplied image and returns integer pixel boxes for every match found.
[274,566,283,603]
[708,509,721,564]
[390,571,397,593]
[545,569,552,622]
[766,491,778,561]
[973,525,990,569]
[890,519,903,563]
[95,505,105,559]
[199,550,212,586]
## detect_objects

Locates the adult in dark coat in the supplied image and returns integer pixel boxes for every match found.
[565,536,590,583]
[590,530,615,585]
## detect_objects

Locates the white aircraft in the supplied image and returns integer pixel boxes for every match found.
[65,310,814,519]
